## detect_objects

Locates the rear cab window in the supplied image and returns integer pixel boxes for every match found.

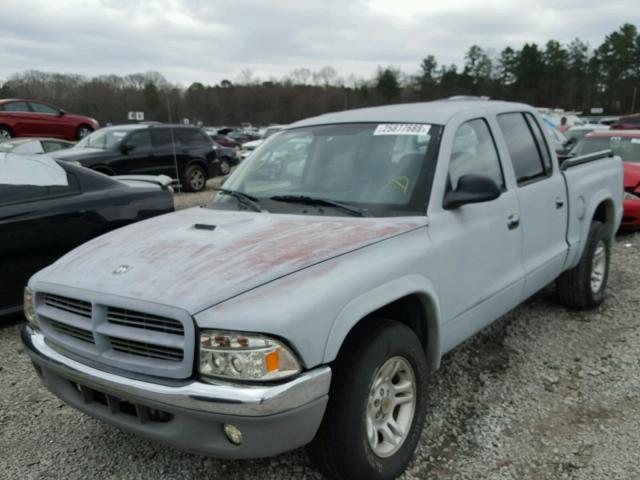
[497,112,551,186]
[1,102,31,112]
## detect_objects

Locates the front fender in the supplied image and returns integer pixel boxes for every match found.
[323,274,441,370]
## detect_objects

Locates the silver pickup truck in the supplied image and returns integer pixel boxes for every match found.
[21,100,622,480]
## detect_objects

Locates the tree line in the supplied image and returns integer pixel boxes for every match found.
[1,23,639,126]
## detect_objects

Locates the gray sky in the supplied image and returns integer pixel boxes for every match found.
[0,0,635,86]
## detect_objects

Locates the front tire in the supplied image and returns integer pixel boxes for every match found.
[308,319,428,480]
[557,220,611,309]
[183,164,207,192]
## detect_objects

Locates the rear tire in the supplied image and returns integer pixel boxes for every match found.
[308,319,428,480]
[183,164,207,192]
[218,159,231,176]
[0,126,13,141]
[557,220,610,309]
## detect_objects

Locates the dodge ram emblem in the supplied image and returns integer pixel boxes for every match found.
[112,265,132,275]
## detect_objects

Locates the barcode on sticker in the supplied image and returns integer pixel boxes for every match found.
[374,124,431,136]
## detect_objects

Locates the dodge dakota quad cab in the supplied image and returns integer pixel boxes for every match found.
[21,100,622,480]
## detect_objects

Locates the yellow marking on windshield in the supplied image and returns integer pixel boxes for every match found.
[390,176,410,193]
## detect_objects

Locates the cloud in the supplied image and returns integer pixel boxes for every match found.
[0,0,635,85]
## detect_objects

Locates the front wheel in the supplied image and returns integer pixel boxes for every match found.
[557,220,611,309]
[308,319,428,480]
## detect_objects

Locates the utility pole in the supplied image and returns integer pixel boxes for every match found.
[632,86,637,113]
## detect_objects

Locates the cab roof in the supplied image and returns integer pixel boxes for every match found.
[289,99,534,128]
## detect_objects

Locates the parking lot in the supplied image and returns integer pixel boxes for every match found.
[1,175,638,480]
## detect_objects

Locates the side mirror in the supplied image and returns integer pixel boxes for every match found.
[443,174,501,210]
[120,143,135,154]
[58,109,66,116]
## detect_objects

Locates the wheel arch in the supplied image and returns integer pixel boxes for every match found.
[323,275,442,371]
[185,158,210,178]
[0,123,14,136]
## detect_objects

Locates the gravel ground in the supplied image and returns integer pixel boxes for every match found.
[1,191,639,479]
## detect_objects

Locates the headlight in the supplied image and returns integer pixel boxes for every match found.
[23,287,38,328]
[199,330,301,381]
[624,191,640,201]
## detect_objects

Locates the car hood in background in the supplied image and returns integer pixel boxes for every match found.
[624,162,640,190]
[32,208,426,314]
[48,147,108,160]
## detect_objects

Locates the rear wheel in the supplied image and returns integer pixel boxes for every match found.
[308,319,428,480]
[0,126,13,140]
[557,220,610,309]
[183,164,207,192]
[76,125,93,140]
[218,158,231,176]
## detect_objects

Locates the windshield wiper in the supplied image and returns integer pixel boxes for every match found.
[269,195,369,217]
[216,188,265,212]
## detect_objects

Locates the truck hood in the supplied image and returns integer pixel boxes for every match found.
[34,208,425,314]
[624,162,640,190]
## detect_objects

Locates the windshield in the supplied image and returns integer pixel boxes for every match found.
[573,136,640,162]
[212,122,440,216]
[76,129,129,150]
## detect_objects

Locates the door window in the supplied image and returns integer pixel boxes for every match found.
[497,113,548,185]
[29,102,59,115]
[126,131,152,151]
[0,172,80,205]
[524,113,552,171]
[448,118,504,190]
[177,128,210,146]
[151,129,173,148]
[2,102,30,112]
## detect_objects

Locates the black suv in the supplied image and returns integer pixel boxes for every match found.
[51,124,222,192]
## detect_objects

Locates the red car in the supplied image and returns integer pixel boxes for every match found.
[610,114,640,130]
[0,99,99,141]
[572,130,640,229]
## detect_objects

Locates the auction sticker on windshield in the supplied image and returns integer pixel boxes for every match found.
[374,124,431,136]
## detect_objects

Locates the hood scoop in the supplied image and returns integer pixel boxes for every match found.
[193,223,217,231]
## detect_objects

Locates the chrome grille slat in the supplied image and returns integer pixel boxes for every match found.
[44,294,92,318]
[109,337,183,361]
[38,292,191,377]
[50,320,95,344]
[107,307,184,335]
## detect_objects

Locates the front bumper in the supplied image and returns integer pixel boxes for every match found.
[22,325,331,458]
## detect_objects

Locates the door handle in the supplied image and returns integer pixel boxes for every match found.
[555,197,564,209]
[507,214,520,230]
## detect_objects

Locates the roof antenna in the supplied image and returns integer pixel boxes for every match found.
[164,90,181,192]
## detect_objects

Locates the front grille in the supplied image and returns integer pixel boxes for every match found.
[107,307,184,335]
[50,320,94,344]
[109,337,183,361]
[37,292,193,378]
[44,294,92,318]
